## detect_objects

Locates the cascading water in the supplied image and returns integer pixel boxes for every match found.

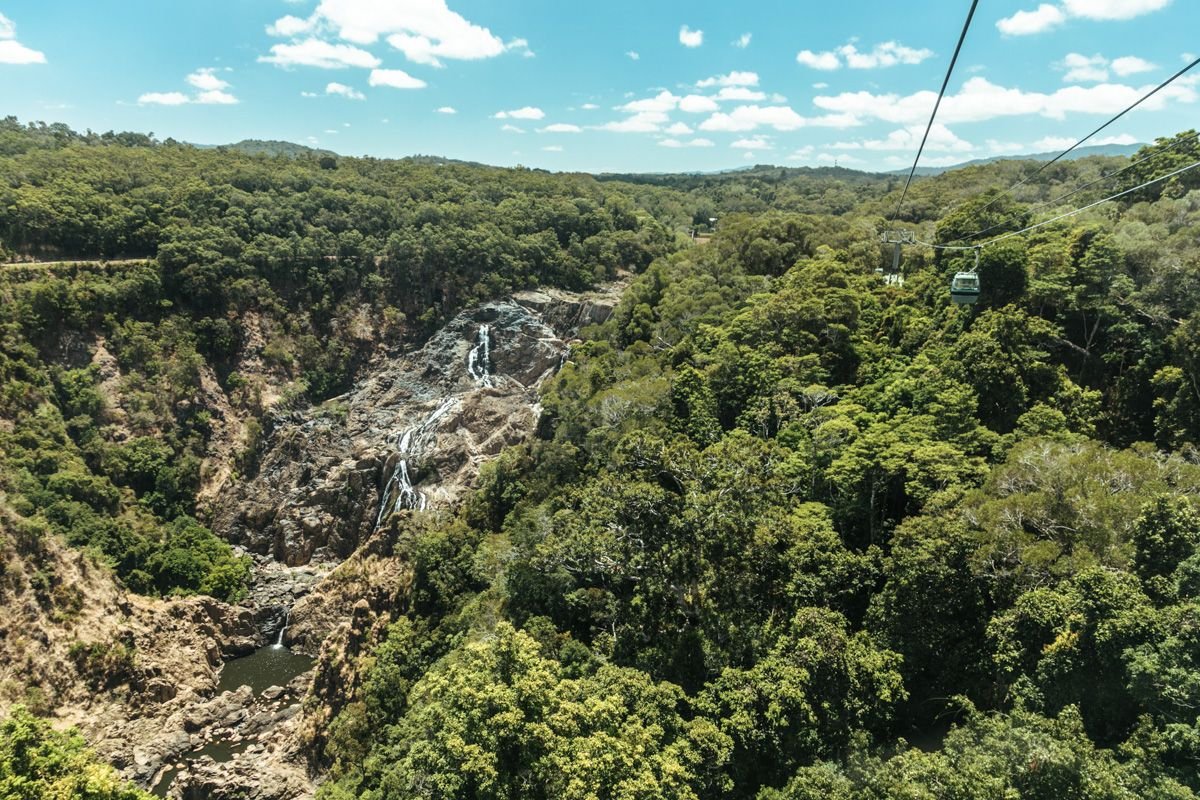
[467,324,493,387]
[273,609,290,648]
[374,397,459,529]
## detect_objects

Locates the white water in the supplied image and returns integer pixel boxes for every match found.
[375,396,460,529]
[467,324,492,387]
[273,609,289,648]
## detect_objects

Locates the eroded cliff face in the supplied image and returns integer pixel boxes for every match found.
[0,284,619,800]
[210,296,587,568]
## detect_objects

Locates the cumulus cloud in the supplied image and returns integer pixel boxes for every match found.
[621,90,680,113]
[500,124,525,133]
[264,0,526,68]
[812,75,1196,126]
[138,92,191,106]
[999,0,1169,35]
[715,87,766,102]
[260,38,381,68]
[540,123,582,133]
[679,94,720,113]
[857,123,974,152]
[626,50,640,60]
[797,41,933,70]
[1061,53,1109,82]
[326,81,365,99]
[786,146,816,161]
[599,111,669,133]
[1112,56,1156,76]
[369,68,427,88]
[679,25,703,47]
[494,106,545,120]
[664,122,694,135]
[997,4,1066,35]
[140,68,239,105]
[697,71,759,88]
[658,137,714,148]
[0,12,46,64]
[436,106,457,113]
[1032,132,1138,149]
[731,137,773,150]
[699,105,807,132]
[580,103,599,110]
[734,33,752,48]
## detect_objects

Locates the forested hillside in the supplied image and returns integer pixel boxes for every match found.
[4,116,1200,798]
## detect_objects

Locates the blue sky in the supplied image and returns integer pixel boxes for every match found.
[2,0,1197,172]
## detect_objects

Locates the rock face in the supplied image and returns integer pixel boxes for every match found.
[210,294,611,567]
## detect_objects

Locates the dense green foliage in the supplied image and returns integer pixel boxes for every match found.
[6,117,1200,797]
[0,706,151,799]
[316,130,1200,798]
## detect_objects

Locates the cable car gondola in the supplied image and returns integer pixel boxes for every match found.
[950,272,980,304]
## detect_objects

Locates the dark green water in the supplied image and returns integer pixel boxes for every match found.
[149,645,313,796]
[216,643,313,695]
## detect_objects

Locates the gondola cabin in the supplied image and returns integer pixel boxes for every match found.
[950,272,980,305]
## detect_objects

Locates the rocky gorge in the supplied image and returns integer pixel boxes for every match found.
[0,282,621,799]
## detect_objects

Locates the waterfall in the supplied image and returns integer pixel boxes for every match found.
[274,609,290,648]
[467,324,492,387]
[374,397,459,530]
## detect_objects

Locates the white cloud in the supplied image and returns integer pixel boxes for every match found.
[812,82,829,89]
[541,123,582,133]
[326,81,365,99]
[1112,56,1156,76]
[812,75,1197,126]
[1061,53,1109,82]
[731,136,773,150]
[196,90,238,105]
[786,145,815,161]
[699,104,807,132]
[501,124,525,133]
[301,91,320,97]
[260,38,381,69]
[140,69,239,105]
[621,90,680,113]
[796,49,841,70]
[679,25,703,48]
[369,68,427,89]
[697,70,759,88]
[797,41,932,70]
[138,92,190,106]
[0,13,46,64]
[715,87,766,102]
[266,14,312,37]
[1032,132,1137,149]
[626,50,640,60]
[859,123,974,152]
[679,94,720,113]
[664,122,694,135]
[1062,0,1171,20]
[581,103,599,110]
[494,106,545,120]
[436,105,457,113]
[734,33,752,49]
[186,68,230,91]
[997,4,1066,35]
[266,0,523,68]
[999,0,1168,35]
[599,111,669,133]
[542,145,563,152]
[658,137,714,148]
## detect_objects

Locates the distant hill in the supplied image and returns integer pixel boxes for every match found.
[894,142,1145,176]
[192,139,338,159]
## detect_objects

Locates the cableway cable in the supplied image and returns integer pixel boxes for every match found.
[913,156,1200,253]
[972,55,1200,218]
[889,0,980,223]
[959,129,1200,242]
